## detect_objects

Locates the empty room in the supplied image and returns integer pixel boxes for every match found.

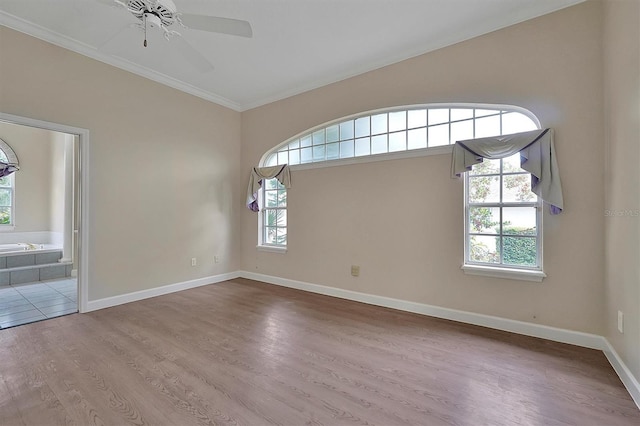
[1,0,639,425]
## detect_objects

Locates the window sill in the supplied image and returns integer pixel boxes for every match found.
[462,264,546,282]
[0,225,16,232]
[256,245,287,254]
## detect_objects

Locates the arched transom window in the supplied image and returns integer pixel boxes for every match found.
[261,104,539,167]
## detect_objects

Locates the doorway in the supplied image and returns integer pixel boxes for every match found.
[0,113,89,328]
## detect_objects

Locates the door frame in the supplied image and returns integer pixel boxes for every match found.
[0,112,90,313]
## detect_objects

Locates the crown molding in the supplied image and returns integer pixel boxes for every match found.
[0,11,243,112]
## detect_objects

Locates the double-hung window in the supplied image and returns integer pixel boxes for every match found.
[464,154,543,280]
[0,172,14,226]
[258,178,288,248]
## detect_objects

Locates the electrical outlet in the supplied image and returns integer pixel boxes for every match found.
[618,310,624,333]
[351,265,360,277]
[191,257,197,267]
[214,255,220,264]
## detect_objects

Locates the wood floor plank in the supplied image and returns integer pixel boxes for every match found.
[0,278,638,425]
[0,373,25,426]
[0,330,75,426]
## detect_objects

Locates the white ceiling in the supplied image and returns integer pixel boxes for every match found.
[1,0,584,111]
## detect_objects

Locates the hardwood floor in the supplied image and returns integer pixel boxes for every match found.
[0,278,638,426]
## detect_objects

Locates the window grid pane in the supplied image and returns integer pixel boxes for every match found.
[261,179,287,247]
[0,206,11,225]
[466,156,540,269]
[263,106,537,167]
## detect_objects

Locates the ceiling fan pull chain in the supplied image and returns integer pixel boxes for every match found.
[143,13,148,47]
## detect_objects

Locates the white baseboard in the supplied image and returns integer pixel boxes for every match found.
[603,340,640,408]
[239,271,606,349]
[85,271,240,312]
[239,271,640,410]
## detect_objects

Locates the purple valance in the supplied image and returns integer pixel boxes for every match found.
[451,128,563,214]
[0,162,19,178]
[246,164,291,212]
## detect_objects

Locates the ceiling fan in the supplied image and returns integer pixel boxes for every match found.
[97,0,253,72]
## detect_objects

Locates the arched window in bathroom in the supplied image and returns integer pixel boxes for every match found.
[0,138,20,226]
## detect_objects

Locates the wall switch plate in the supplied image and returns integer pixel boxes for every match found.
[618,310,624,333]
[214,255,220,263]
[191,257,197,267]
[351,265,360,277]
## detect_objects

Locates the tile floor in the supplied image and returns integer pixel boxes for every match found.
[0,278,77,329]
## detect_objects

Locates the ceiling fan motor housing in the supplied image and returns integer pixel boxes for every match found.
[144,12,162,29]
[128,0,177,27]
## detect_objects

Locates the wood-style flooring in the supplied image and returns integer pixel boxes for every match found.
[0,278,638,425]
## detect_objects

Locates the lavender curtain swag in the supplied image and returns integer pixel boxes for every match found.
[246,164,291,212]
[451,128,564,214]
[0,161,19,178]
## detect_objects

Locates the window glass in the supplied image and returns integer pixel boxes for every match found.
[407,109,426,129]
[0,143,16,227]
[428,124,449,147]
[340,140,354,158]
[407,128,427,150]
[340,121,354,140]
[354,137,370,156]
[371,135,387,155]
[261,178,287,247]
[428,109,449,125]
[466,156,541,270]
[388,111,407,132]
[388,131,406,152]
[371,114,387,135]
[326,125,340,142]
[261,105,539,168]
[355,117,370,138]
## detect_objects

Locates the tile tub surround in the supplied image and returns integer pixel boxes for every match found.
[0,278,77,329]
[0,248,72,286]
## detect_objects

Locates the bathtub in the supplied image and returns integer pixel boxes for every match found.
[0,231,62,255]
[0,243,60,256]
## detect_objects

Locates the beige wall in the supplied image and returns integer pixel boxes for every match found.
[240,1,606,334]
[0,122,53,232]
[0,26,242,300]
[603,0,640,382]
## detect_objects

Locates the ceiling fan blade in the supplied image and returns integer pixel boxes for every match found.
[180,14,253,38]
[92,0,125,8]
[98,23,139,51]
[171,36,215,73]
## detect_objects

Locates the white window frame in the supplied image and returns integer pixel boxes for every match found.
[0,138,18,231]
[260,103,540,171]
[462,161,545,282]
[256,178,288,253]
[0,174,15,230]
